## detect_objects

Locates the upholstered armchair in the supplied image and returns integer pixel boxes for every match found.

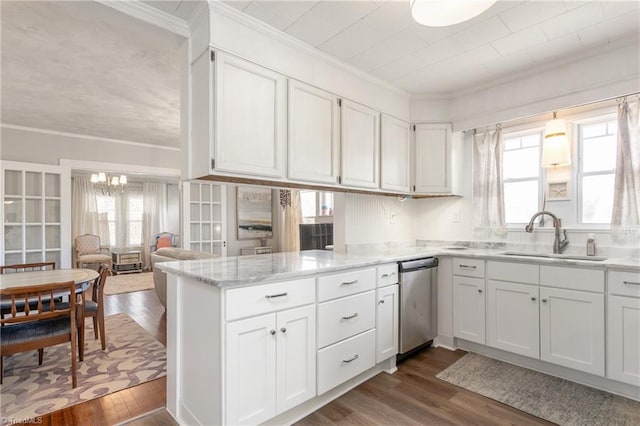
[75,234,112,271]
[151,232,178,252]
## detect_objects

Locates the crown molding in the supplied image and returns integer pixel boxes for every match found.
[95,0,189,38]
[1,123,181,152]
[207,0,409,97]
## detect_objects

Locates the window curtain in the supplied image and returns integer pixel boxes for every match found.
[472,128,506,238]
[142,182,168,269]
[611,98,640,240]
[71,177,107,263]
[277,190,301,252]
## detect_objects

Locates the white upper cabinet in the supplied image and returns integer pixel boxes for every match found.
[288,80,340,185]
[380,115,411,193]
[340,100,380,189]
[413,123,453,194]
[214,52,286,178]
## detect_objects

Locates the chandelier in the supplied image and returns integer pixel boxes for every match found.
[90,172,128,196]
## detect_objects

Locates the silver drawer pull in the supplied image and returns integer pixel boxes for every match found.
[341,313,359,320]
[265,292,288,299]
[341,280,359,286]
[623,281,640,286]
[459,264,477,269]
[381,272,396,278]
[342,354,359,364]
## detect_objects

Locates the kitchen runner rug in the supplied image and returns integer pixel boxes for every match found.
[1,314,166,421]
[436,352,640,426]
[105,271,154,296]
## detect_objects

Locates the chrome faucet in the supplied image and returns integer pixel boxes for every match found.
[525,211,569,254]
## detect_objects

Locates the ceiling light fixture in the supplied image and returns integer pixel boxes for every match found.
[90,172,128,196]
[542,111,571,168]
[410,0,497,27]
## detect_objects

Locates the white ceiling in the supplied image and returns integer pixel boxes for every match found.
[222,0,640,95]
[1,1,184,148]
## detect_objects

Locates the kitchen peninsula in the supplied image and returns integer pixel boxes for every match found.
[159,246,640,425]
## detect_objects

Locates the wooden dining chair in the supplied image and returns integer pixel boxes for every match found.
[85,265,110,350]
[0,281,79,388]
[0,262,56,274]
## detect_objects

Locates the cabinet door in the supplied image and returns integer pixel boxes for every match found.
[288,80,339,185]
[414,123,452,193]
[376,284,399,362]
[182,181,227,256]
[215,53,285,178]
[453,276,485,344]
[380,115,411,193]
[226,314,277,425]
[487,280,539,358]
[340,100,380,189]
[540,287,604,376]
[276,304,316,413]
[607,295,640,386]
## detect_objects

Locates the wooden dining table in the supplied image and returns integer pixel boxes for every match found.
[0,268,100,360]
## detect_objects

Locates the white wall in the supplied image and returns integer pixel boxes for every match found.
[334,193,417,252]
[1,125,180,169]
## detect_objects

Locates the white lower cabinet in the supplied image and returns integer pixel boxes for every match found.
[317,329,376,395]
[453,276,485,344]
[607,295,640,386]
[487,280,539,358]
[376,284,399,363]
[540,287,605,376]
[225,304,316,425]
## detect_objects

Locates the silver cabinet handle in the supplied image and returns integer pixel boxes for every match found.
[460,264,477,269]
[342,354,359,364]
[477,289,483,293]
[381,272,396,278]
[280,327,286,333]
[623,281,640,286]
[265,292,288,299]
[542,299,548,303]
[378,299,385,304]
[341,313,359,320]
[269,329,276,335]
[531,297,537,301]
[340,280,358,286]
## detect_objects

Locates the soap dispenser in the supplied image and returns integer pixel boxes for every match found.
[586,233,596,256]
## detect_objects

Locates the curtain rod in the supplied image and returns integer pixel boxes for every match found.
[462,90,640,134]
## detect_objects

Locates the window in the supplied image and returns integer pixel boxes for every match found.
[503,132,542,223]
[96,190,143,247]
[578,118,617,224]
[300,191,334,223]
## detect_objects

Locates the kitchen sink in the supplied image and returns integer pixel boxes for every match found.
[502,251,608,261]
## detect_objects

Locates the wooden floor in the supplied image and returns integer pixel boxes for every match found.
[36,288,551,426]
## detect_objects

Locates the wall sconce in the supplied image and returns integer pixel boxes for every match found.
[542,111,571,168]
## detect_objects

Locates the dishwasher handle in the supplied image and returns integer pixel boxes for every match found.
[398,257,438,272]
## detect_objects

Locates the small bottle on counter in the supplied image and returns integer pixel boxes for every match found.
[586,233,596,256]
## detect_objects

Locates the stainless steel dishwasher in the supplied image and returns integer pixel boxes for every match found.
[398,257,438,359]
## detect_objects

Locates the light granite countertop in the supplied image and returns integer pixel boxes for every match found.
[156,246,640,288]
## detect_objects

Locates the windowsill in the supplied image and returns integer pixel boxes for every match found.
[506,226,611,233]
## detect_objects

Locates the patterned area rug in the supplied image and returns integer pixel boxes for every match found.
[105,272,154,296]
[436,352,640,426]
[1,314,166,420]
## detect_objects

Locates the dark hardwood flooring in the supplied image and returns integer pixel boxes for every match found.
[33,288,551,425]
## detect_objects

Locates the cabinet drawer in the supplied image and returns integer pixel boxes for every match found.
[487,261,538,284]
[317,329,376,395]
[608,270,640,297]
[377,263,398,287]
[540,266,604,293]
[453,258,485,278]
[225,278,315,321]
[318,268,376,301]
[318,291,375,348]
